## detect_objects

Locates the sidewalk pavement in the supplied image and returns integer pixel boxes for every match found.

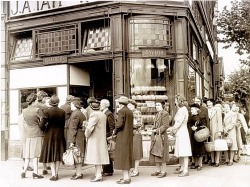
[0,159,250,187]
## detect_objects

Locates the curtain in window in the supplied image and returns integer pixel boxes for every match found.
[12,38,33,60]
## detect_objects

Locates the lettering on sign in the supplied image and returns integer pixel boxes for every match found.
[43,56,67,65]
[9,1,100,17]
[142,49,166,58]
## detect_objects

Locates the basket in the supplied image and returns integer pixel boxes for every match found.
[194,127,210,142]
[204,136,214,152]
[168,135,176,146]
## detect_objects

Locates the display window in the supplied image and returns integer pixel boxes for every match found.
[187,65,196,102]
[130,58,168,131]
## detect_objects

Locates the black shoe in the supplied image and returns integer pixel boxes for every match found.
[214,163,219,167]
[190,165,197,169]
[21,172,26,179]
[49,175,58,181]
[197,166,202,171]
[157,172,167,178]
[102,173,113,177]
[32,173,44,179]
[42,170,48,175]
[71,174,83,180]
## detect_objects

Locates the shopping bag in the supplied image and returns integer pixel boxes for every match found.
[107,135,116,159]
[150,130,164,158]
[72,146,83,164]
[63,148,74,166]
[214,138,228,151]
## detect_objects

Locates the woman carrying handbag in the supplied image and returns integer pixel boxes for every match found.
[149,100,170,178]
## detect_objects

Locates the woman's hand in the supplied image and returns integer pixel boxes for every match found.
[191,126,197,131]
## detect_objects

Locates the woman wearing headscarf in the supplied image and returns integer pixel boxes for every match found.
[188,103,206,171]
[168,95,191,177]
[149,100,170,178]
[67,98,86,180]
[39,95,66,181]
[127,99,143,177]
[85,100,109,182]
[21,93,44,179]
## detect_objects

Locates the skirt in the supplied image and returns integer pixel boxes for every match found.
[24,137,43,159]
[133,134,143,160]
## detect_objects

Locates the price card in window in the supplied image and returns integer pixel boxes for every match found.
[146,101,155,108]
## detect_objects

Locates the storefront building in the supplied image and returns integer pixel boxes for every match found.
[1,1,219,161]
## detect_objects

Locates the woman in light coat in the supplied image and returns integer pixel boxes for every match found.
[223,103,238,165]
[168,95,191,177]
[206,98,223,167]
[85,100,109,182]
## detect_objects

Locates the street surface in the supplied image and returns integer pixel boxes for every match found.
[0,159,250,187]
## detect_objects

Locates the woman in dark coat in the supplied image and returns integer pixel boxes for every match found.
[39,95,66,181]
[149,101,170,178]
[114,96,133,184]
[67,98,86,180]
[188,103,206,171]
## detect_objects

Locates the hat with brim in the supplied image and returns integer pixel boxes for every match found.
[190,103,200,109]
[73,99,82,109]
[49,95,60,106]
[90,100,100,110]
[118,96,129,105]
[66,95,74,102]
[206,98,215,103]
[87,97,96,104]
[128,99,137,107]
[26,93,37,104]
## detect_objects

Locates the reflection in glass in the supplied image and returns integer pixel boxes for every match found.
[187,66,196,102]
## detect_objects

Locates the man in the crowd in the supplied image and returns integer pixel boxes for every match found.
[100,99,115,177]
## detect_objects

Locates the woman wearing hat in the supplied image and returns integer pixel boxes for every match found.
[67,98,86,180]
[127,99,143,177]
[84,100,109,182]
[39,95,66,181]
[149,100,170,178]
[206,98,223,167]
[21,93,44,179]
[188,103,206,171]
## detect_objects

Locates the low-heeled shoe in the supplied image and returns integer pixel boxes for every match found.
[157,172,167,178]
[116,179,131,184]
[178,172,189,177]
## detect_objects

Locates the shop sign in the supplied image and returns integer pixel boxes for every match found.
[142,49,166,58]
[43,55,67,65]
[9,1,101,17]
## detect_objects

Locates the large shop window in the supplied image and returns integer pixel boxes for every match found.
[82,19,110,53]
[129,17,172,51]
[36,25,78,57]
[130,59,168,129]
[20,87,56,112]
[187,66,196,102]
[11,31,33,61]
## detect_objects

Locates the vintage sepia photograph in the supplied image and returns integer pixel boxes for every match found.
[1,0,250,186]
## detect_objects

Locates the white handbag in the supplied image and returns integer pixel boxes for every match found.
[214,138,228,151]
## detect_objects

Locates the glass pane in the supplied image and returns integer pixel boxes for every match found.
[13,38,33,60]
[187,66,196,102]
[130,58,168,128]
[129,18,171,51]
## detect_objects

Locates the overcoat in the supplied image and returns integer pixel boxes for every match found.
[187,114,206,156]
[114,105,133,170]
[39,106,66,163]
[208,106,223,140]
[149,110,170,163]
[173,106,192,157]
[84,111,109,165]
[223,111,238,151]
[67,109,86,154]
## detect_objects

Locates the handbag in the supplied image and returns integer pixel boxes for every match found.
[214,137,228,151]
[107,135,116,159]
[63,148,75,166]
[150,129,164,158]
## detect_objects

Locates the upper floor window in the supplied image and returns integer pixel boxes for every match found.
[129,16,172,51]
[11,31,33,61]
[82,19,110,53]
[36,24,78,57]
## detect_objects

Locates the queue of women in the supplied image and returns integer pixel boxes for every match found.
[18,91,250,183]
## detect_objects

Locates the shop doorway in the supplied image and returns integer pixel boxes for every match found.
[70,60,113,110]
